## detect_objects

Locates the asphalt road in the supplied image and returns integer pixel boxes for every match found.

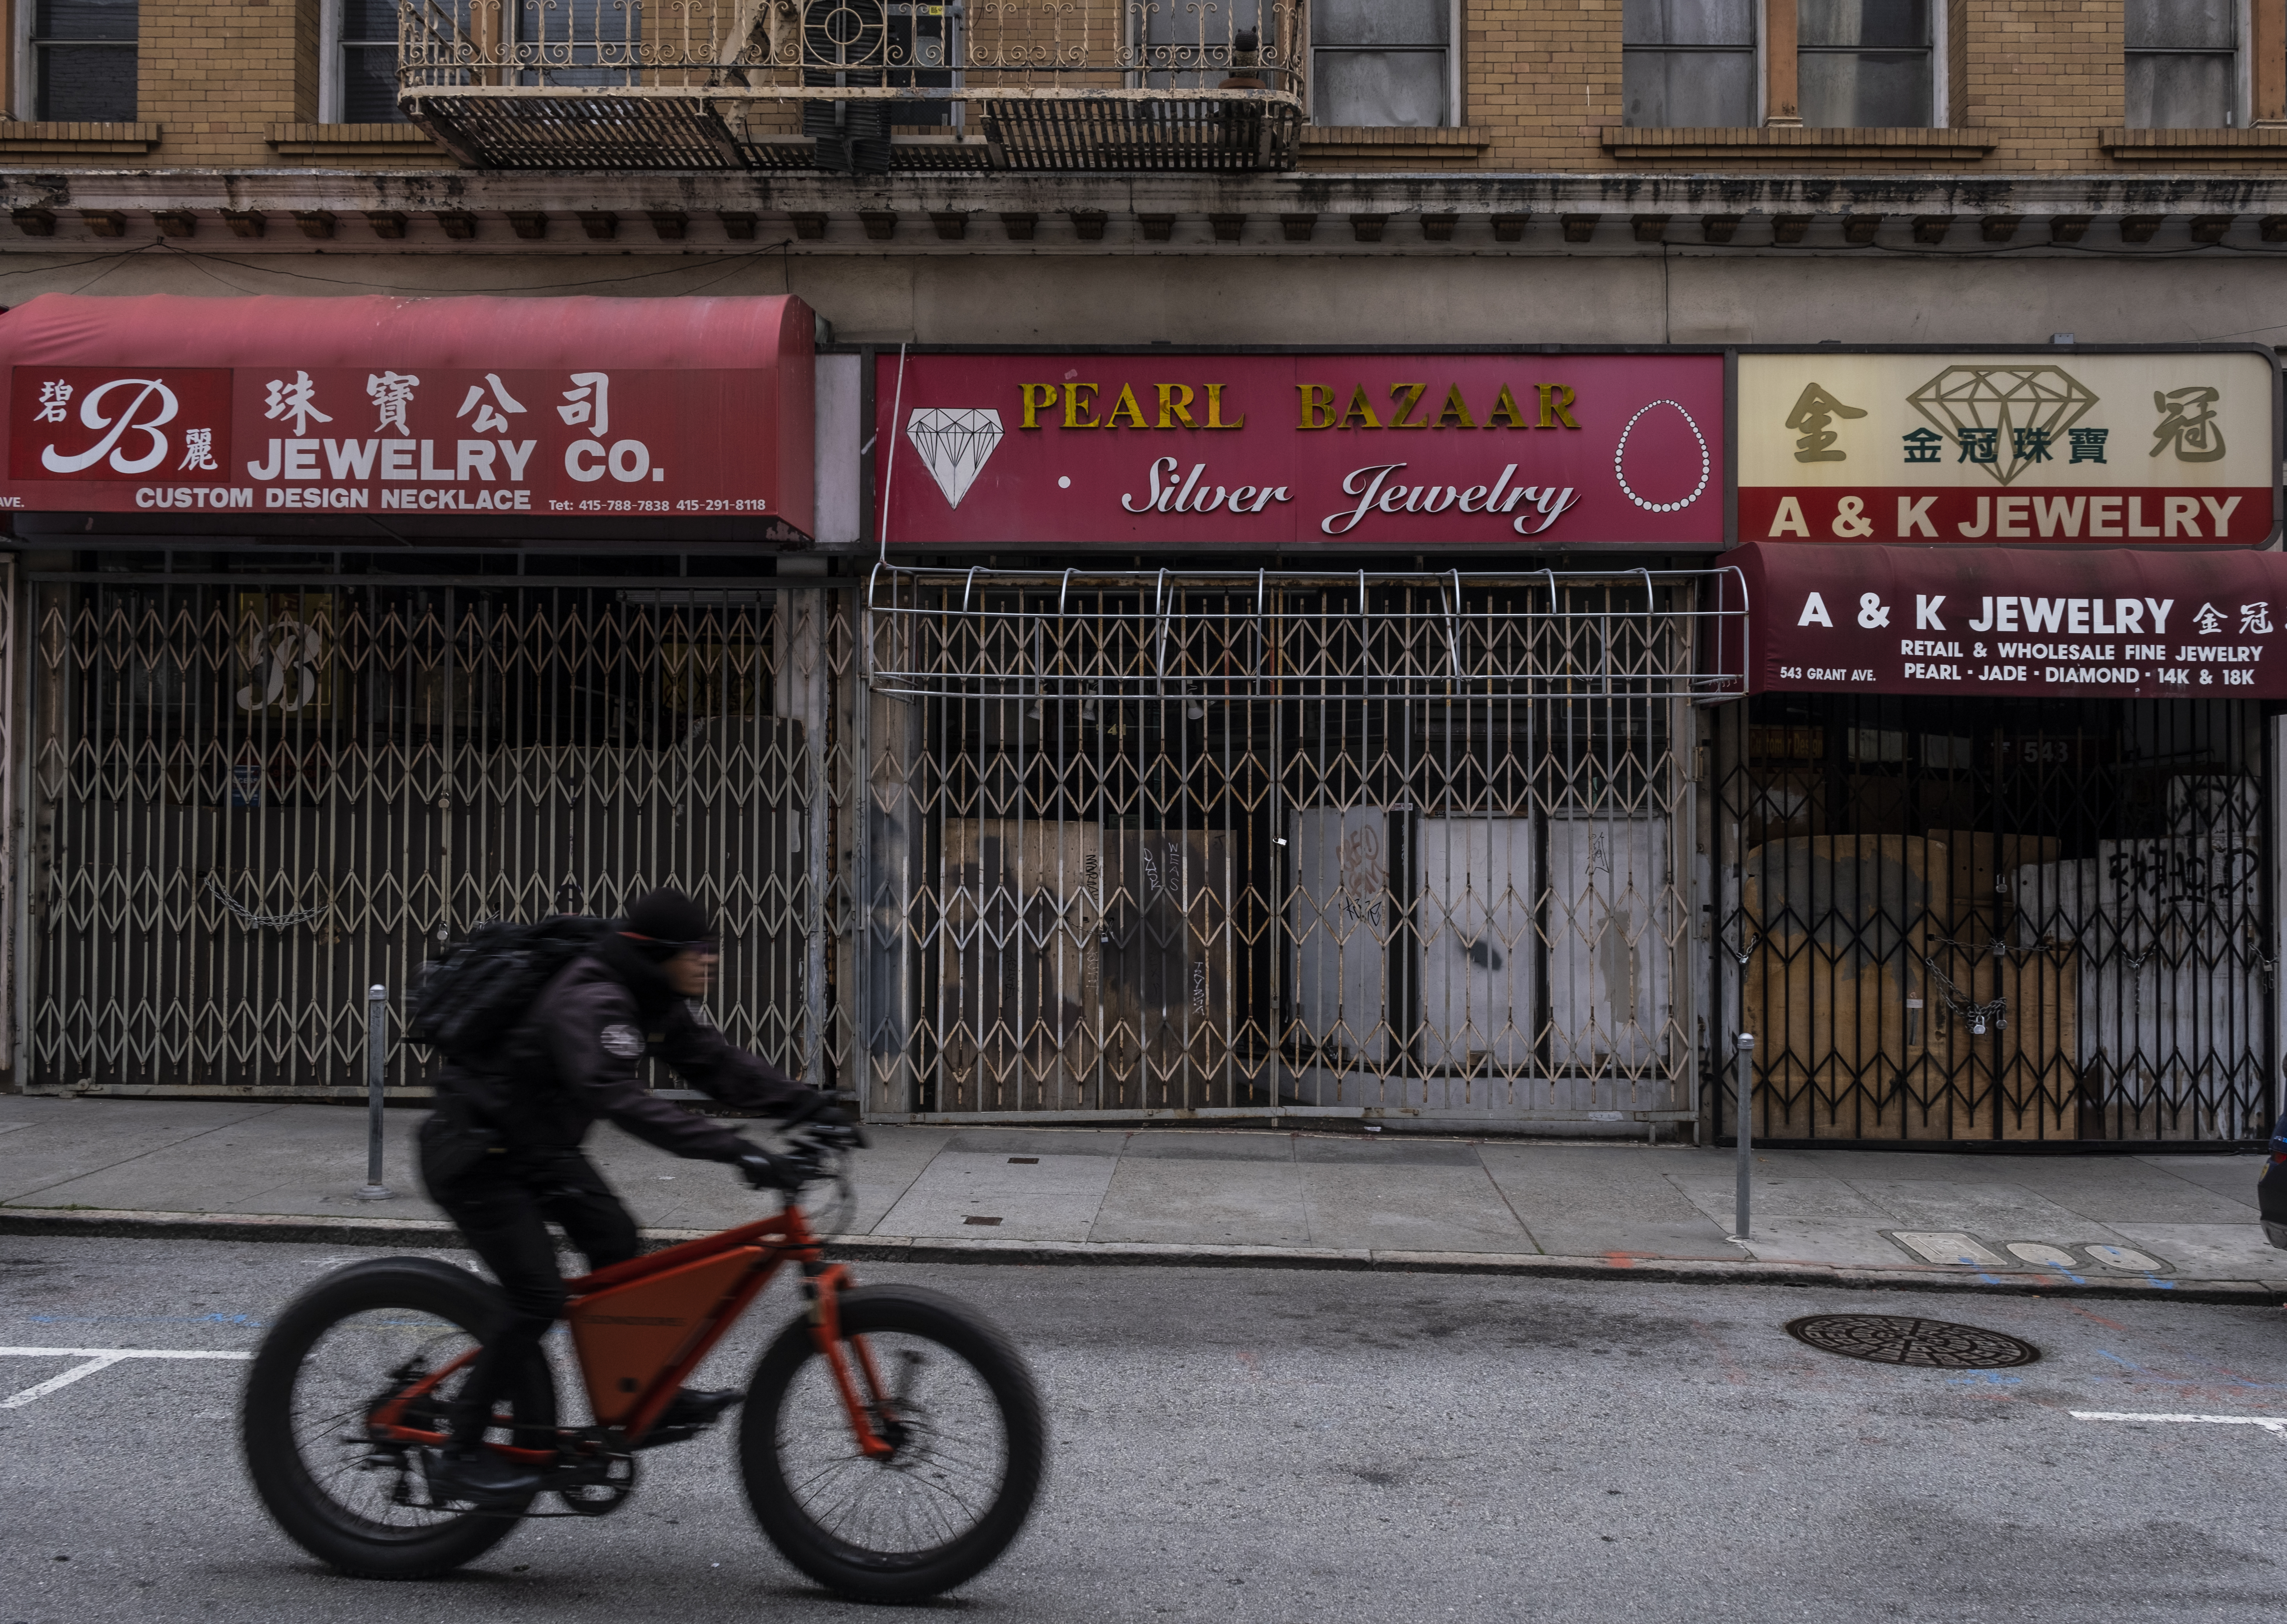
[3,1236,2284,1623]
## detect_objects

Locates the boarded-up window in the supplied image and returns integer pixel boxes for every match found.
[34,0,137,122]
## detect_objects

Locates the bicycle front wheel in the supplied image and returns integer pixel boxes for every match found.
[739,1284,1045,1603]
[240,1256,555,1579]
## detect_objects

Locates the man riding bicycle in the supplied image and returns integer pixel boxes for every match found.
[417,886,844,1505]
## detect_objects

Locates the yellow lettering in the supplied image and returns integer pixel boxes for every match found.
[1387,382,1430,429]
[1535,383,1579,430]
[1102,383,1149,430]
[1431,384,1476,430]
[1062,382,1100,429]
[1485,384,1530,429]
[1020,383,1058,429]
[1297,383,1338,430]
[1334,385,1382,431]
[1205,383,1245,429]
[1155,383,1197,430]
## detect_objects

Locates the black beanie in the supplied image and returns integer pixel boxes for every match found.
[621,888,715,958]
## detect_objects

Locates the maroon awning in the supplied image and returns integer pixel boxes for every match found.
[0,292,815,543]
[1714,541,2287,699]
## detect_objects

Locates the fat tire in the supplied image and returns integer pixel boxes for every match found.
[739,1285,1045,1602]
[241,1256,555,1579]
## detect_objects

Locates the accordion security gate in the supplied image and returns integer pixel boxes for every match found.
[1712,694,2276,1143]
[23,577,849,1096]
[860,567,1734,1126]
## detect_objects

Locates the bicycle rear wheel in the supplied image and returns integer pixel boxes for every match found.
[241,1256,555,1579]
[739,1284,1045,1603]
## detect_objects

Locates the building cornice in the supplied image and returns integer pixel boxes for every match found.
[2,169,2286,255]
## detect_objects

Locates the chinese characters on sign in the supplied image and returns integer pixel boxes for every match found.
[5,365,792,522]
[1738,353,2275,546]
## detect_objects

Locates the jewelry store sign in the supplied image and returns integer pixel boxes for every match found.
[878,351,1724,547]
[1738,351,2278,547]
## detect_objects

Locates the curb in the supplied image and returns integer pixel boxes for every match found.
[4,1204,2281,1305]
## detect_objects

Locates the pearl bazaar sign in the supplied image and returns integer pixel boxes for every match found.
[878,352,1726,547]
[1738,351,2278,547]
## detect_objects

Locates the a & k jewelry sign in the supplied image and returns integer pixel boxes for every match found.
[1738,349,2278,547]
[878,351,1725,548]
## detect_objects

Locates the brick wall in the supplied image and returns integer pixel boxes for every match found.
[13,0,2283,177]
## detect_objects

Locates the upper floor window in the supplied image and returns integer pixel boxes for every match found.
[1799,0,1931,128]
[1623,0,1757,128]
[337,0,406,123]
[2125,0,2238,128]
[1311,0,1452,126]
[32,0,137,121]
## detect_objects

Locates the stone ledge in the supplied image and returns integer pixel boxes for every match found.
[2101,126,2287,160]
[1602,125,1996,161]
[265,123,451,160]
[0,121,161,155]
[1302,125,1490,155]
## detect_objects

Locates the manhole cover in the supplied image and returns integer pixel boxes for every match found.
[1785,1314,2039,1369]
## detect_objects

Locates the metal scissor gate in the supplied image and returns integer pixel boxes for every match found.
[859,565,1739,1127]
[1709,694,2276,1144]
[22,575,849,1095]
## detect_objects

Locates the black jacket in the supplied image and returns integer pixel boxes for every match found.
[437,933,809,1170]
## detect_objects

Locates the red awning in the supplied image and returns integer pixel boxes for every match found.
[0,292,814,542]
[1715,541,2287,699]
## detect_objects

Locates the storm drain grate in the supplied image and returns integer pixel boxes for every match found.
[1785,1314,2039,1369]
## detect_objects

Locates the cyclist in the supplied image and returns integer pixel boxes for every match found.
[417,886,839,1506]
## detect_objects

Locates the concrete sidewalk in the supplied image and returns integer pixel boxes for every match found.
[2,1095,2282,1302]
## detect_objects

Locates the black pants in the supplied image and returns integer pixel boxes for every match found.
[421,1138,639,1445]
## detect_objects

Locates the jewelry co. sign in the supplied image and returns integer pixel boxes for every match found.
[1738,350,2278,546]
[0,291,817,536]
[5,365,790,518]
[878,352,1725,547]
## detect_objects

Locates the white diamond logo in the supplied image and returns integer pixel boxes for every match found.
[906,407,1003,509]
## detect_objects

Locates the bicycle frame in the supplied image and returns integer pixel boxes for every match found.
[369,1200,896,1467]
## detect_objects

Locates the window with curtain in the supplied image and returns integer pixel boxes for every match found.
[1623,0,1757,128]
[339,0,408,123]
[2125,0,2237,128]
[1798,0,1931,128]
[33,0,137,121]
[1312,0,1450,127]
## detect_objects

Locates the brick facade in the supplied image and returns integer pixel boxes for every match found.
[1,1,2280,175]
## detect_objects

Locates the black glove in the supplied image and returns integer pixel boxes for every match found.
[734,1148,787,1191]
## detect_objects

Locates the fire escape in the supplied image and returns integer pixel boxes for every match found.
[397,0,1307,173]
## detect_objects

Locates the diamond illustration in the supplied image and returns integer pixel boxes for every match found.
[907,407,1003,509]
[1904,364,2100,487]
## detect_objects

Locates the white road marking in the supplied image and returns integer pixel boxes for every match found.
[0,1345,252,1409]
[2072,1410,2287,1438]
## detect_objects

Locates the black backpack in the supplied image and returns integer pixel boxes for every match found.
[408,915,607,1066]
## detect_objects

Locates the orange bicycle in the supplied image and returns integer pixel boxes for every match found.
[240,1124,1045,1602]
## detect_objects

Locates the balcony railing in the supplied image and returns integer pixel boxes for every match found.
[397,0,1308,173]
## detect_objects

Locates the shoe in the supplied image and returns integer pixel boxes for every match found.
[636,1386,742,1451]
[659,1387,741,1429]
[424,1444,546,1509]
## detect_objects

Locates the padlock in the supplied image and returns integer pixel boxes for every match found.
[1970,1019,1987,1036]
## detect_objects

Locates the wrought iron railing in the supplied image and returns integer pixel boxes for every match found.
[397,0,1310,171]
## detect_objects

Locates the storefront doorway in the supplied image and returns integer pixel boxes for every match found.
[858,565,1730,1128]
[25,573,841,1095]
[1713,694,2271,1143]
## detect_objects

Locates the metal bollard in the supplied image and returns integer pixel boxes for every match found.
[1732,1032,1754,1241]
[355,983,392,1201]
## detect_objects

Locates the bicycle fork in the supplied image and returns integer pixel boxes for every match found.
[804,1262,898,1462]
